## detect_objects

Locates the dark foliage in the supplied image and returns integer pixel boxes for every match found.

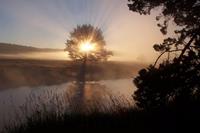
[134,55,200,110]
[128,0,200,65]
[128,0,200,110]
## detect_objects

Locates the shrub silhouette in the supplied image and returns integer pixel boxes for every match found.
[134,54,200,110]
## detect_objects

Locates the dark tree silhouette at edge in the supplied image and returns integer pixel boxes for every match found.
[128,0,200,110]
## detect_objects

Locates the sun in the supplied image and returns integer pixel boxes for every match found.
[79,41,96,53]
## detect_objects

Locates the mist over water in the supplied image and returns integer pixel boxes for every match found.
[0,78,135,131]
[0,51,68,60]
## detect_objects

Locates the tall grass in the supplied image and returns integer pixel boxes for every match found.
[3,83,200,133]
[2,84,135,133]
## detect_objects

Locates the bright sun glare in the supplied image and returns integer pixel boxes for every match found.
[79,41,96,53]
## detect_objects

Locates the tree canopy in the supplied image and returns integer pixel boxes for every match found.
[65,24,112,61]
[128,0,200,110]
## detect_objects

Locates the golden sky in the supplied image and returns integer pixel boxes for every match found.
[0,0,176,63]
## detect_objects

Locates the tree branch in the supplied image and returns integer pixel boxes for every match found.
[177,34,197,62]
[153,49,183,67]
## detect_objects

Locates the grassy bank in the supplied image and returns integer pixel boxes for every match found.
[5,106,200,133]
[3,90,200,133]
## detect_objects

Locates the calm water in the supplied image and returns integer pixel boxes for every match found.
[0,79,135,130]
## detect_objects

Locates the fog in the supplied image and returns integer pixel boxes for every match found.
[0,51,68,60]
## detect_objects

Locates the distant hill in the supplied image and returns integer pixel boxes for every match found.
[0,43,63,54]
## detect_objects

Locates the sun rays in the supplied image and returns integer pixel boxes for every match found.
[79,41,96,53]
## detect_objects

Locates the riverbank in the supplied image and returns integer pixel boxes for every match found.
[0,58,145,90]
[5,102,200,133]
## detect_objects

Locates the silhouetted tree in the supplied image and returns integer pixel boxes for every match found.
[128,0,200,110]
[65,24,112,82]
[65,24,112,62]
[65,25,113,111]
[134,58,200,110]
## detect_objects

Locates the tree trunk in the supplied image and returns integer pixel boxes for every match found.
[177,34,197,62]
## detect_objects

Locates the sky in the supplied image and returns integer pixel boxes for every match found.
[0,0,172,62]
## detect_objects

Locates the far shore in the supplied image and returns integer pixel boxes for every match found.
[0,58,145,90]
